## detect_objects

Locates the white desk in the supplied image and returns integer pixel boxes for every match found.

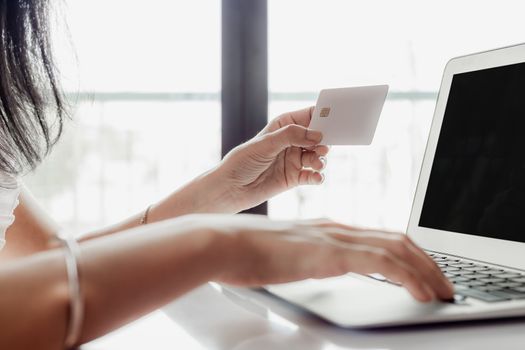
[86,283,525,350]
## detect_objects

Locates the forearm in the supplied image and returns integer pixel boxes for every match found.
[0,216,232,349]
[82,167,236,241]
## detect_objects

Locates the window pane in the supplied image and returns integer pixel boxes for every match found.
[56,0,220,93]
[25,0,221,233]
[269,0,525,230]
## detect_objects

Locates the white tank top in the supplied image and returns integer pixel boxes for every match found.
[0,172,20,250]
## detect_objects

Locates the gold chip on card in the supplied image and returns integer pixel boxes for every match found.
[320,107,331,118]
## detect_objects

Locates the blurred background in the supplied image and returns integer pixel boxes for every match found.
[25,0,525,235]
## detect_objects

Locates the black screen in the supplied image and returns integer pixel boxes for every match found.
[419,62,525,242]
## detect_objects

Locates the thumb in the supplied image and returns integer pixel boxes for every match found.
[261,124,323,156]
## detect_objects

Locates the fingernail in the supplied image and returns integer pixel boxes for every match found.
[318,172,325,184]
[319,156,327,170]
[306,129,323,143]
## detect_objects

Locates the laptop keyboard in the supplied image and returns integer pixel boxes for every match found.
[429,252,525,303]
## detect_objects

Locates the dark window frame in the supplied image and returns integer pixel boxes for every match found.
[222,0,268,215]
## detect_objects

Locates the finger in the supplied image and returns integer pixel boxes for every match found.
[373,235,453,300]
[304,219,449,298]
[261,124,323,157]
[278,106,315,128]
[298,170,324,185]
[329,230,451,299]
[314,145,330,156]
[326,228,453,300]
[402,235,455,297]
[343,245,434,302]
[311,220,440,267]
[262,106,315,134]
[375,256,436,302]
[303,145,330,154]
[301,151,326,171]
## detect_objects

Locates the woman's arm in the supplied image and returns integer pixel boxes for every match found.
[82,166,233,240]
[0,214,454,350]
[0,167,234,261]
[85,106,328,240]
[1,107,327,255]
[0,216,224,349]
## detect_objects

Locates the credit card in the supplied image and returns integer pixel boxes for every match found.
[308,85,389,145]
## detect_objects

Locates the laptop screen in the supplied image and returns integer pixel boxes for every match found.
[419,61,525,243]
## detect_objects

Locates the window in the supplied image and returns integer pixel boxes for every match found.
[268,0,525,231]
[25,0,221,232]
[25,0,525,234]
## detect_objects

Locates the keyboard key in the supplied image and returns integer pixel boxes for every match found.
[497,273,523,279]
[467,281,488,287]
[512,277,525,283]
[463,266,490,272]
[443,266,461,272]
[454,284,469,291]
[489,290,525,300]
[479,285,504,292]
[478,278,505,284]
[478,269,505,275]
[511,287,525,293]
[450,276,471,283]
[495,282,524,288]
[434,256,449,261]
[448,262,475,268]
[465,273,489,279]
[456,288,510,302]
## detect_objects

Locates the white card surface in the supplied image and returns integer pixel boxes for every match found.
[308,85,389,145]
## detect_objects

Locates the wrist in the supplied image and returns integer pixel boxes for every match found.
[198,166,240,213]
[148,167,237,224]
[204,221,249,283]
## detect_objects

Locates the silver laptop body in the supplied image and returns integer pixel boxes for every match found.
[266,43,525,328]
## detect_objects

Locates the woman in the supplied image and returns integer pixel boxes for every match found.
[0,1,453,349]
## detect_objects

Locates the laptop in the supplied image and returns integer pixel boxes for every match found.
[264,43,525,328]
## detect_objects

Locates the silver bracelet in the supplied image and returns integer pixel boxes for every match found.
[140,204,153,225]
[57,235,84,348]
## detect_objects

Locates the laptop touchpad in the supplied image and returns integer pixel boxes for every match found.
[266,273,459,327]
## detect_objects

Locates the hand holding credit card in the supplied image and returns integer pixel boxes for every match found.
[308,85,389,145]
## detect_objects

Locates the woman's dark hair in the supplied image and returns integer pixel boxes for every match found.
[0,0,66,175]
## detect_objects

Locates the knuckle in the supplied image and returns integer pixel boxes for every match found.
[264,131,282,149]
[398,234,411,244]
[374,249,391,264]
[333,248,351,274]
[394,237,410,252]
[277,125,296,146]
[359,248,375,260]
[310,217,333,227]
[319,217,333,225]
[285,124,304,138]
[282,124,296,134]
[310,151,317,163]
[391,234,409,249]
